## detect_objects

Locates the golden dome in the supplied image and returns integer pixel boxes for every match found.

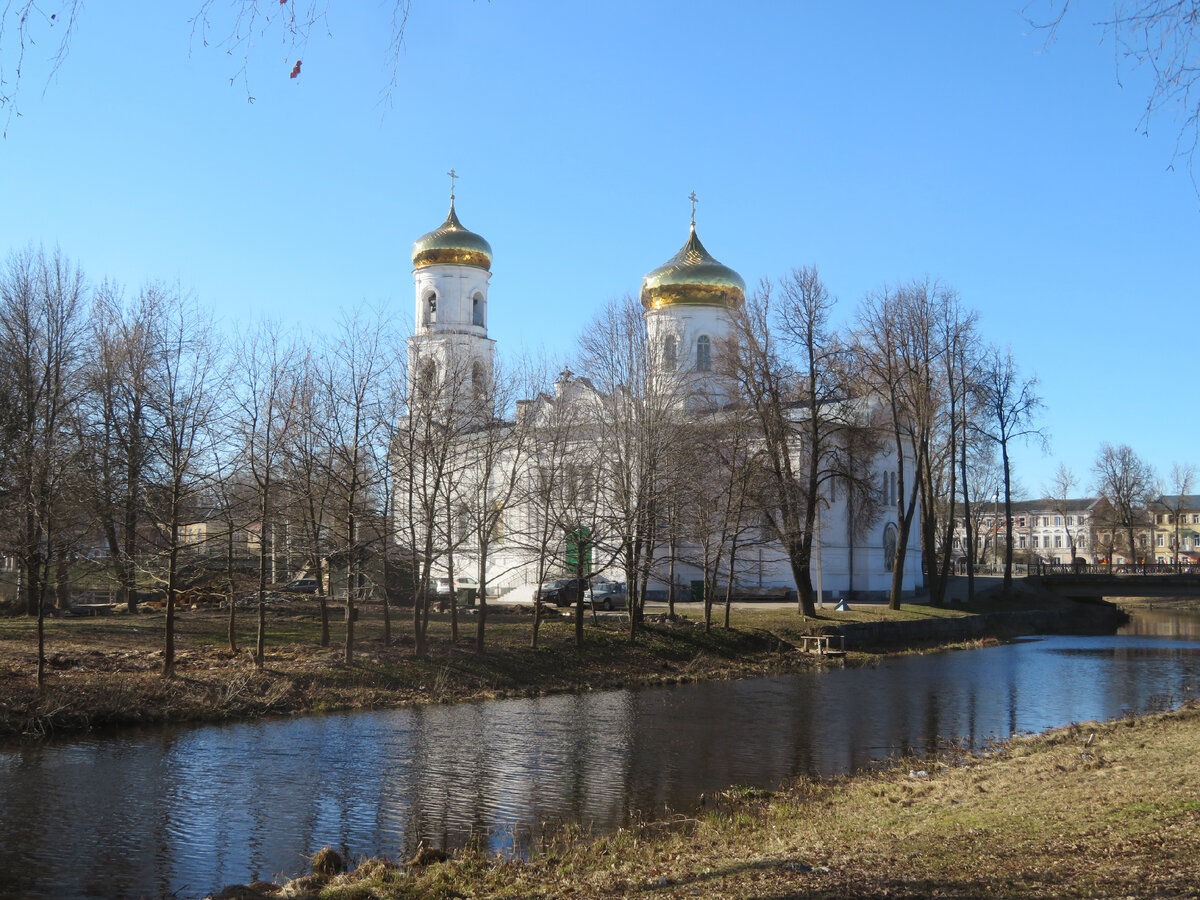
[640,227,745,310]
[411,201,492,271]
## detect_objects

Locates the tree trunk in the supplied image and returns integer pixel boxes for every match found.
[256,519,269,670]
[1001,444,1014,598]
[475,548,489,655]
[226,527,238,652]
[163,538,178,679]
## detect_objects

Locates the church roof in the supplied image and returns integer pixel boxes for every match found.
[640,226,745,310]
[412,200,492,272]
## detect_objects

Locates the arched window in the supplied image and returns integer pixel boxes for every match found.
[883,523,898,572]
[472,293,484,327]
[663,335,677,372]
[695,335,711,372]
[425,293,437,326]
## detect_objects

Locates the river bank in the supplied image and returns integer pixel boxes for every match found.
[205,700,1200,899]
[0,586,1123,739]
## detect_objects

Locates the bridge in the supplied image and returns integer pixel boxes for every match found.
[1033,564,1200,600]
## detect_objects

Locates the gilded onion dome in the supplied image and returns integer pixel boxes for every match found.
[640,226,745,309]
[411,200,492,271]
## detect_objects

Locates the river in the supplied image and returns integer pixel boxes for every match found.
[2,609,1199,899]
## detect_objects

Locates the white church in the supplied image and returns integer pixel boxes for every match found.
[397,189,922,604]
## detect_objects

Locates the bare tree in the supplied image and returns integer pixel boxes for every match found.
[282,349,337,646]
[80,284,161,614]
[393,347,476,657]
[676,410,759,631]
[508,364,583,649]
[235,321,300,669]
[973,346,1045,596]
[920,294,979,607]
[727,269,876,617]
[0,247,86,685]
[143,291,224,678]
[1092,442,1156,569]
[954,329,990,602]
[1159,461,1197,566]
[321,306,402,664]
[455,355,534,653]
[1046,463,1083,567]
[2,1,415,129]
[854,278,952,609]
[1026,2,1200,190]
[576,295,680,640]
[209,449,254,651]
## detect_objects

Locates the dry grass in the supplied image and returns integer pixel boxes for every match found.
[208,701,1200,899]
[0,602,830,737]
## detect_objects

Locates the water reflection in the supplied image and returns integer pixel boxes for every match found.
[1,614,1199,899]
[1118,606,1200,640]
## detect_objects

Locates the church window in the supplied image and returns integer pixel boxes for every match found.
[883,522,898,572]
[695,335,711,372]
[663,335,677,372]
[425,294,438,326]
[472,293,484,327]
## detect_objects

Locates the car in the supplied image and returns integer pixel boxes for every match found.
[537,578,590,607]
[435,575,480,594]
[589,582,627,610]
[281,578,319,594]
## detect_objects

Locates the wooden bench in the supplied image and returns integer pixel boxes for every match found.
[799,634,845,656]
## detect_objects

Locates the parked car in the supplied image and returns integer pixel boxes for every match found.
[589,582,627,610]
[281,578,319,594]
[435,575,480,594]
[434,575,482,606]
[537,578,590,607]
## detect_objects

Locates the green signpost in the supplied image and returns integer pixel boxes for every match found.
[566,525,593,573]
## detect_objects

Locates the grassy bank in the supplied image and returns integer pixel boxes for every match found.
[0,589,1087,739]
[205,701,1200,899]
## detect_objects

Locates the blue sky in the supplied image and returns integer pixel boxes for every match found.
[2,2,1197,497]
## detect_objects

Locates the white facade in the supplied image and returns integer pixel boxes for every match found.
[398,203,923,602]
[644,302,735,406]
[408,262,495,411]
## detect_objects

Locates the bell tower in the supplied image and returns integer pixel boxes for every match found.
[408,171,496,417]
[641,192,746,408]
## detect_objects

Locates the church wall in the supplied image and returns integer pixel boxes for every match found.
[396,202,924,605]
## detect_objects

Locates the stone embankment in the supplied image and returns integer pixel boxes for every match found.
[828,598,1126,650]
